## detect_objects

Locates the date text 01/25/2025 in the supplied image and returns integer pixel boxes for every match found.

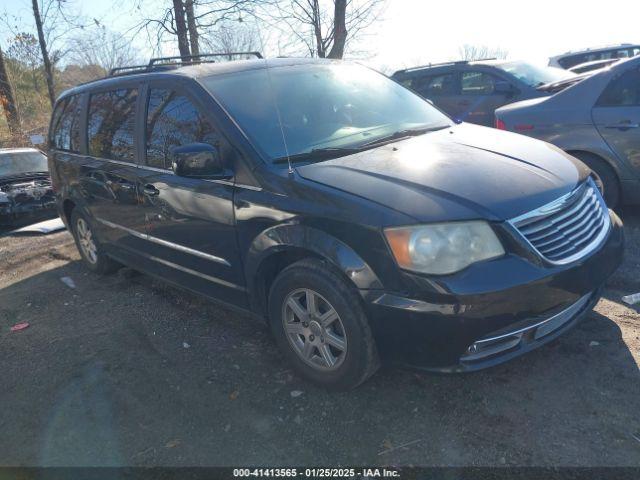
[233,468,400,478]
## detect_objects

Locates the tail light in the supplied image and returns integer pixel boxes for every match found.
[515,124,534,131]
[495,118,507,130]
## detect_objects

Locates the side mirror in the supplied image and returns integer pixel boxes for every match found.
[494,81,518,96]
[170,143,231,179]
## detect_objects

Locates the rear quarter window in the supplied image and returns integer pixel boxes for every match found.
[50,95,83,152]
[88,89,138,162]
[597,68,640,107]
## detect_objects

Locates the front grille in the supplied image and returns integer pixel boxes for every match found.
[511,178,610,264]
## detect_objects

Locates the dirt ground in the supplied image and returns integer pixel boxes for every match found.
[0,210,639,467]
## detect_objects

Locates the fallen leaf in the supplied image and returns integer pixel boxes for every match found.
[229,390,240,400]
[165,439,180,448]
[10,322,30,332]
[290,390,303,398]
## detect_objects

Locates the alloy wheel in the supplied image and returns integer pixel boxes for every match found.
[282,288,347,371]
[76,217,98,264]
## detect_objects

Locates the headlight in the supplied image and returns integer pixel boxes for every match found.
[384,221,505,275]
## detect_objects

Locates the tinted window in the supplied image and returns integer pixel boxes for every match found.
[561,48,640,68]
[51,95,82,152]
[414,74,457,97]
[598,68,640,107]
[461,72,496,95]
[88,89,138,162]
[145,89,219,170]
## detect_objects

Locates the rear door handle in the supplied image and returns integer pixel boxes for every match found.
[142,184,160,197]
[605,122,639,130]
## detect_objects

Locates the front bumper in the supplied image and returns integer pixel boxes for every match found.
[0,199,57,226]
[362,209,624,371]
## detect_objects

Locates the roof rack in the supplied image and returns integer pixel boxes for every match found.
[395,57,497,74]
[107,51,263,77]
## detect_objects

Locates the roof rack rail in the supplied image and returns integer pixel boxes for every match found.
[395,57,498,74]
[107,51,263,77]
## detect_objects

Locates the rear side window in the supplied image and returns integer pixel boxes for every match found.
[88,89,138,162]
[559,55,587,69]
[51,95,83,152]
[597,68,640,107]
[145,88,218,170]
[414,74,457,97]
[461,71,497,95]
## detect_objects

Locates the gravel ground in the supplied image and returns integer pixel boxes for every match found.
[0,210,638,467]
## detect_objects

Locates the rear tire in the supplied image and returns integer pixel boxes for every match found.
[268,258,380,390]
[70,209,119,274]
[572,152,620,208]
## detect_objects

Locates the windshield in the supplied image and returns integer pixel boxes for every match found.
[497,61,576,87]
[0,151,48,176]
[203,63,451,163]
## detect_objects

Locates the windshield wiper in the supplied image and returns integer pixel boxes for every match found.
[271,125,450,166]
[362,125,450,147]
[272,146,364,165]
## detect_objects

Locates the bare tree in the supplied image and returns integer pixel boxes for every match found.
[0,46,22,138]
[269,0,385,58]
[21,0,90,105]
[172,0,191,59]
[185,0,200,56]
[200,23,259,57]
[134,0,267,58]
[67,28,143,72]
[31,0,55,106]
[458,44,508,61]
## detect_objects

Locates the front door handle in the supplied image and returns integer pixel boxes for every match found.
[142,184,160,197]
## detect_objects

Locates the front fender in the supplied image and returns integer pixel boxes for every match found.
[245,224,384,296]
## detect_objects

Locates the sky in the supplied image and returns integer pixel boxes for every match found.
[1,0,638,72]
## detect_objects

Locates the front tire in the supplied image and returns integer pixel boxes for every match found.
[268,258,379,390]
[70,209,119,274]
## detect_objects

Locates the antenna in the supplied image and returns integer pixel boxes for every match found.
[247,16,294,174]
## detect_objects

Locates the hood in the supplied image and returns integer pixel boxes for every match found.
[297,123,589,222]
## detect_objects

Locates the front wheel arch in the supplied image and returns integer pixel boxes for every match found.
[245,225,384,317]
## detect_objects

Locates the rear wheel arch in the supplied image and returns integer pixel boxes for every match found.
[566,149,622,206]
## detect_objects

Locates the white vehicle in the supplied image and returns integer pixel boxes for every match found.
[549,43,640,70]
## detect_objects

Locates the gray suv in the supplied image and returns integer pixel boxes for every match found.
[391,59,575,126]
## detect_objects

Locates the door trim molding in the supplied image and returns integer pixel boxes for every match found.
[115,243,245,291]
[95,217,232,267]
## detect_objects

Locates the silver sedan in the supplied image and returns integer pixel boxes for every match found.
[496,56,640,208]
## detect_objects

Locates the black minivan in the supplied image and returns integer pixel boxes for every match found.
[48,54,623,390]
